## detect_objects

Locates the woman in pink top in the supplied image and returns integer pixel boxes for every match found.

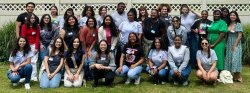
[21,13,40,81]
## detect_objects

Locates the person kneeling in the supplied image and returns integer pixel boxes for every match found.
[90,40,116,87]
[40,37,64,88]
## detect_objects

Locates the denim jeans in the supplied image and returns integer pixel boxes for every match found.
[84,49,96,80]
[187,32,198,67]
[169,65,191,82]
[146,66,167,82]
[39,45,49,69]
[7,64,32,83]
[40,71,61,88]
[116,65,143,79]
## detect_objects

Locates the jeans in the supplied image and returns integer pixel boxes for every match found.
[40,71,61,88]
[187,32,198,67]
[146,66,167,82]
[116,65,143,79]
[169,66,191,82]
[7,64,32,83]
[39,45,49,69]
[84,49,96,80]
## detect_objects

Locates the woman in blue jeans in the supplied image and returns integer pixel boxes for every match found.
[40,37,64,88]
[7,36,33,89]
[146,38,168,84]
[116,32,144,85]
[168,35,191,86]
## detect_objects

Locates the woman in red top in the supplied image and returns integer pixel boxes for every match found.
[21,13,40,81]
[79,16,98,80]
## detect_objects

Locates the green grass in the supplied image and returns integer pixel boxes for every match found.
[0,62,250,93]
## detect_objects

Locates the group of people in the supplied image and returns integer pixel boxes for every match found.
[7,2,243,89]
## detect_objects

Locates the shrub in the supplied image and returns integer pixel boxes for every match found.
[243,24,250,65]
[0,21,16,62]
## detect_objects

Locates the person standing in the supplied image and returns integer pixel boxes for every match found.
[111,2,128,27]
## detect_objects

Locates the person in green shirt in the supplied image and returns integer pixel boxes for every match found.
[207,10,228,72]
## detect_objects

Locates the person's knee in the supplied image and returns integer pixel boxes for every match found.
[64,83,72,87]
[158,70,167,77]
[10,75,20,83]
[196,70,202,78]
[127,71,138,79]
[40,83,49,88]
[73,82,82,87]
[50,83,60,88]
[24,64,32,70]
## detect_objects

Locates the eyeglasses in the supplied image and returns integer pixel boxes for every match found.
[172,20,179,23]
[201,43,208,45]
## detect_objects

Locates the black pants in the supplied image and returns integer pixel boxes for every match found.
[92,69,115,85]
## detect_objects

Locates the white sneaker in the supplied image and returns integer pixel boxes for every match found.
[31,77,38,81]
[19,78,25,83]
[174,81,178,85]
[102,78,105,82]
[12,83,18,86]
[24,83,30,89]
[125,78,131,84]
[134,77,140,85]
[161,81,166,85]
[183,81,188,86]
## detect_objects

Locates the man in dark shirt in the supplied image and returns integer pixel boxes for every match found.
[16,2,39,38]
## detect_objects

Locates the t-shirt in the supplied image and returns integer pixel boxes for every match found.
[122,45,144,67]
[181,12,197,32]
[159,15,172,30]
[64,28,79,47]
[40,26,56,46]
[196,49,217,72]
[119,21,142,44]
[97,16,104,27]
[9,50,33,68]
[148,49,168,67]
[65,50,85,68]
[79,17,88,27]
[191,19,212,38]
[143,18,166,40]
[16,12,39,34]
[46,52,63,73]
[111,11,128,27]
[51,15,63,31]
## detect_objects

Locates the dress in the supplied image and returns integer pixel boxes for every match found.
[207,19,228,70]
[225,23,243,73]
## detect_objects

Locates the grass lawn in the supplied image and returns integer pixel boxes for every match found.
[0,62,249,93]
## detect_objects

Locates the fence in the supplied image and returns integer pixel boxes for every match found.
[0,0,250,26]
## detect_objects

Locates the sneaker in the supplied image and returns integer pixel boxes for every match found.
[134,77,140,85]
[125,78,131,84]
[174,81,178,85]
[102,78,105,82]
[19,78,25,83]
[31,77,38,81]
[161,81,166,85]
[12,83,18,86]
[24,83,30,89]
[183,81,188,86]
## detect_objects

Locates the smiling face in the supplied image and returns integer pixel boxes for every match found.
[129,33,137,43]
[154,39,161,49]
[26,4,34,13]
[104,16,111,26]
[172,17,180,28]
[150,10,158,19]
[117,4,125,14]
[55,38,62,49]
[229,12,237,22]
[68,17,75,26]
[161,6,168,15]
[86,8,92,17]
[140,9,146,16]
[18,38,26,48]
[67,10,73,16]
[213,11,221,20]
[50,7,58,16]
[127,12,134,21]
[100,8,107,16]
[99,41,107,52]
[181,7,189,15]
[201,39,209,50]
[174,36,182,47]
[43,15,50,24]
[87,18,95,27]
[201,11,208,20]
[73,38,80,49]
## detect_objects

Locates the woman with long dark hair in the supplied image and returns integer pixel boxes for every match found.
[79,6,95,27]
[116,32,144,85]
[90,40,116,87]
[7,36,33,89]
[40,37,64,88]
[21,13,40,81]
[64,36,85,87]
[98,15,118,51]
[97,6,108,27]
[225,11,243,82]
[196,39,218,84]
[146,38,168,84]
